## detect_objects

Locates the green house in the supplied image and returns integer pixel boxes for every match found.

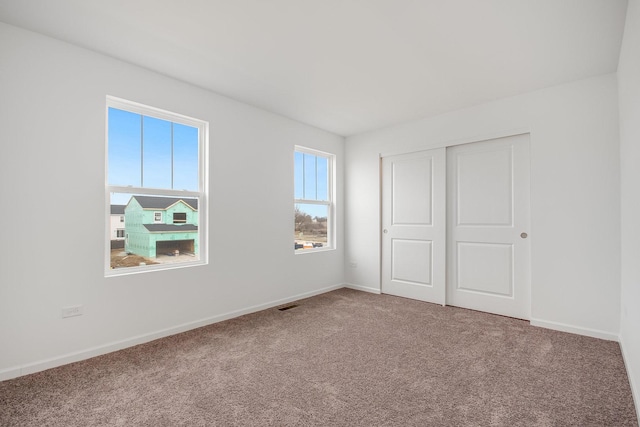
[124,196,198,258]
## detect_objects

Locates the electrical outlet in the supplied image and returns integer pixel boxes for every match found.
[62,305,83,318]
[349,261,358,268]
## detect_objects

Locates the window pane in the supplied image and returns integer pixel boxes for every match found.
[294,203,328,250]
[295,151,329,202]
[304,153,317,199]
[142,116,172,189]
[316,156,328,201]
[108,108,142,186]
[109,192,200,270]
[294,151,304,199]
[173,123,199,191]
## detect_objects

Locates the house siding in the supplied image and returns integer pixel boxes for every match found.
[124,197,198,258]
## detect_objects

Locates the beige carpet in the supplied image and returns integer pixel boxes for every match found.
[0,288,637,426]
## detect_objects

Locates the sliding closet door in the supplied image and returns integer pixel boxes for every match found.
[446,134,531,319]
[381,148,446,305]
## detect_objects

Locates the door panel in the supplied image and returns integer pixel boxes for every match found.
[447,134,531,319]
[457,147,513,226]
[392,156,433,225]
[381,148,446,304]
[392,239,432,285]
[456,242,513,296]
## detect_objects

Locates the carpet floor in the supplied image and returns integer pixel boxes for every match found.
[0,288,637,426]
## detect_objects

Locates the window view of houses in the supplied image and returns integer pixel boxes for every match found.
[110,204,126,246]
[107,99,206,273]
[109,194,199,269]
[107,103,335,268]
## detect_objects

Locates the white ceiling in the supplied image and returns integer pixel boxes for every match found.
[0,0,629,136]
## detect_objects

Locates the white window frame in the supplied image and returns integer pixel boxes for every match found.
[105,96,208,276]
[154,212,163,223]
[294,145,335,253]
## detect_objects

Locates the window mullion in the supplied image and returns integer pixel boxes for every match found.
[294,199,330,206]
[171,122,174,190]
[302,153,306,199]
[108,186,201,198]
[140,114,144,187]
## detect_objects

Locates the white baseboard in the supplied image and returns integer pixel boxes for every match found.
[619,336,640,424]
[530,317,619,341]
[0,283,345,382]
[0,367,21,382]
[344,283,381,294]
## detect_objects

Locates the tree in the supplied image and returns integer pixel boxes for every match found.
[295,207,313,233]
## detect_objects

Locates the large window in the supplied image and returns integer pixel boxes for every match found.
[106,96,208,275]
[294,146,334,252]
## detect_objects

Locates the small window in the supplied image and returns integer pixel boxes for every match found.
[106,96,208,275]
[294,146,334,252]
[116,229,125,238]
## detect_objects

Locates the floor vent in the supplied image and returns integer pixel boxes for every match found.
[278,304,299,311]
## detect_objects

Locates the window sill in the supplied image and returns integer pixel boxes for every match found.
[105,259,207,277]
[294,247,335,255]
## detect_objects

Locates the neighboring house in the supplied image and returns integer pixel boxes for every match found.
[109,204,126,241]
[124,196,198,258]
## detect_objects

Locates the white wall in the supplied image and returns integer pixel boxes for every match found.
[345,74,621,339]
[619,0,640,415]
[0,23,344,379]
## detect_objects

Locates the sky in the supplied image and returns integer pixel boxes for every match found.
[108,107,199,205]
[294,151,330,219]
[109,108,330,219]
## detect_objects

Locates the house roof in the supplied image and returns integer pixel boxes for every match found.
[143,224,198,232]
[110,204,126,215]
[131,196,198,211]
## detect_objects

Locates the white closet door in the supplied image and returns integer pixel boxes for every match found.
[446,134,531,319]
[381,148,446,304]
